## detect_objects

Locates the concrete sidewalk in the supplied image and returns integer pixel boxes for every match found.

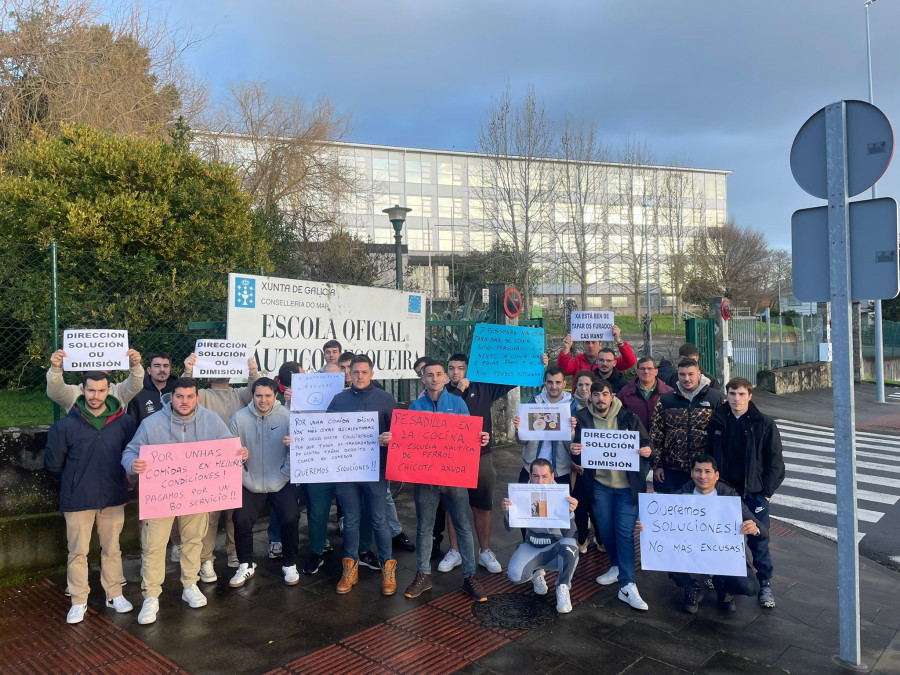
[5,436,896,674]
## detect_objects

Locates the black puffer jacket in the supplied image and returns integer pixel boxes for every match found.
[650,380,724,473]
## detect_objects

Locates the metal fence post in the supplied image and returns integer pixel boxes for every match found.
[51,241,60,422]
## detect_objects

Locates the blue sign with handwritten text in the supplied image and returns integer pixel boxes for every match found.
[467,323,545,387]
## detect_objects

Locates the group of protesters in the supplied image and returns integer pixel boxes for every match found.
[44,326,784,627]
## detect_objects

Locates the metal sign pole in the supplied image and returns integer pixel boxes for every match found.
[825,101,862,666]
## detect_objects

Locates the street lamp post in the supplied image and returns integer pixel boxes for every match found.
[866,0,886,403]
[383,204,412,291]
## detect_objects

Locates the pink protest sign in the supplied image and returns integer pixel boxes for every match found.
[138,437,244,519]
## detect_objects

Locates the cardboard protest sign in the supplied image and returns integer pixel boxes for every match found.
[226,273,425,379]
[516,403,571,441]
[386,409,482,488]
[467,323,545,387]
[289,412,379,483]
[638,493,747,576]
[62,329,129,371]
[570,311,615,341]
[138,437,243,519]
[581,428,640,471]
[507,483,571,528]
[290,372,345,412]
[193,340,249,378]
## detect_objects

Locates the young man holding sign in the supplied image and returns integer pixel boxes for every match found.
[123,377,248,625]
[557,325,636,393]
[572,379,654,611]
[502,458,579,614]
[44,371,137,624]
[401,361,490,602]
[642,454,768,614]
[46,347,144,412]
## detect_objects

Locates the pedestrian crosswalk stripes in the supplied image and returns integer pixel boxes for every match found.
[771,419,900,547]
[887,391,900,402]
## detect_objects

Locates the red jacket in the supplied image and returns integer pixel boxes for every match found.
[557,341,637,383]
[617,377,673,431]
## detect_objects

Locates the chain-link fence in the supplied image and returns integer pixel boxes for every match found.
[0,242,257,426]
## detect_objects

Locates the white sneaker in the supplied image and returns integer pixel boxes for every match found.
[169,544,181,562]
[137,597,159,625]
[227,554,240,568]
[181,584,207,608]
[229,562,256,587]
[531,569,548,595]
[269,541,283,559]
[596,566,619,586]
[618,582,649,611]
[105,595,133,613]
[66,604,87,624]
[437,548,462,573]
[283,564,300,585]
[200,560,217,583]
[478,549,502,573]
[556,584,572,614]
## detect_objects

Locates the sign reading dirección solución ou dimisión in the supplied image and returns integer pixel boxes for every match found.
[227,274,426,379]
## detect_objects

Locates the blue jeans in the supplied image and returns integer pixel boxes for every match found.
[591,482,638,588]
[335,480,392,565]
[743,492,773,583]
[414,485,476,577]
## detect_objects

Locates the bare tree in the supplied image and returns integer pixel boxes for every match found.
[475,84,555,312]
[197,81,356,242]
[611,138,657,321]
[658,157,702,322]
[0,0,206,147]
[689,220,770,309]
[555,117,612,309]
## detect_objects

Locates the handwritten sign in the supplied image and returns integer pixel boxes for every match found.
[570,311,615,341]
[138,438,243,519]
[289,412,379,483]
[581,428,640,471]
[638,493,746,576]
[62,329,129,371]
[467,323,545,387]
[517,403,571,441]
[194,340,249,378]
[386,409,482,488]
[290,372,345,411]
[507,483,571,528]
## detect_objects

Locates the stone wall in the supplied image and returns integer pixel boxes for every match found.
[757,362,832,394]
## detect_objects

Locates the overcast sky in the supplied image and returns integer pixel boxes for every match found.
[152,0,900,250]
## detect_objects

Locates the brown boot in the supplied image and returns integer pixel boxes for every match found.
[336,557,359,594]
[381,559,398,596]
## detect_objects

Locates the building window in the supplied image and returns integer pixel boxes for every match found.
[373,158,400,182]
[610,296,629,308]
[406,160,432,184]
[438,161,464,186]
[374,193,402,215]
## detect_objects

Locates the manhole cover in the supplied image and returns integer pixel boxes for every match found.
[471,593,557,630]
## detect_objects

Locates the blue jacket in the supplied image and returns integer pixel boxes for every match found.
[44,401,136,512]
[408,388,470,415]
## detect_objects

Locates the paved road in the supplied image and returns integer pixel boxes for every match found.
[769,417,900,570]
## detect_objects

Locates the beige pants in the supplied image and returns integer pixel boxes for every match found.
[64,506,125,606]
[141,513,208,598]
[201,510,236,564]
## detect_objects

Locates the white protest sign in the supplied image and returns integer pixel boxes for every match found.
[581,428,640,471]
[289,411,379,483]
[227,273,426,379]
[507,483,571,529]
[570,311,615,342]
[290,372,345,412]
[638,493,747,576]
[516,403,571,441]
[193,340,249,378]
[62,329,129,371]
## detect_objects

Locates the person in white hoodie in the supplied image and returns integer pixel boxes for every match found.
[514,367,573,484]
[122,377,247,626]
[226,378,298,588]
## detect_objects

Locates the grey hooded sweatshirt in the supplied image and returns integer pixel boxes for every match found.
[122,398,233,475]
[228,401,291,494]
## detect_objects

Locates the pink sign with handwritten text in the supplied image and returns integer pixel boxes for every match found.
[138,437,244,519]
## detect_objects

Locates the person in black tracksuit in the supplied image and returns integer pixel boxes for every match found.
[127,352,178,423]
[707,377,784,609]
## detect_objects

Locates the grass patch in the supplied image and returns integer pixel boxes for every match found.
[0,389,56,427]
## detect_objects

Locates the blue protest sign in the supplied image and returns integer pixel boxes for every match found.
[467,323,545,387]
